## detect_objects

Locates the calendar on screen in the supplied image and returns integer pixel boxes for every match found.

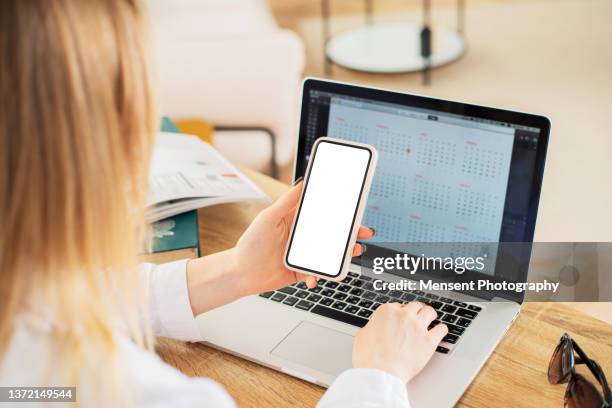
[327,100,514,254]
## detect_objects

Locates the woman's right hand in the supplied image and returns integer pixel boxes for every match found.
[352,301,448,383]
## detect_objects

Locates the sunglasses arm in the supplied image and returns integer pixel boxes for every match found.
[572,341,612,403]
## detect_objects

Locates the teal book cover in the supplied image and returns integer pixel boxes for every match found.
[150,210,200,257]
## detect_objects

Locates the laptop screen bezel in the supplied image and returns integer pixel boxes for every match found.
[294,78,550,303]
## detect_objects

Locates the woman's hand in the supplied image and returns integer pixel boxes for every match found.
[352,302,448,383]
[186,182,374,316]
[233,181,375,296]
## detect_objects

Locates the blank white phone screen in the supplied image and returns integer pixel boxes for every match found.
[287,141,371,277]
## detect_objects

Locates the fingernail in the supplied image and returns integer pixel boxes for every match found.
[361,244,367,254]
[369,227,376,236]
[292,176,304,186]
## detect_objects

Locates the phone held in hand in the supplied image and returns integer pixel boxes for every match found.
[284,137,378,281]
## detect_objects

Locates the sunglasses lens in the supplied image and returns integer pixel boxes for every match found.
[565,375,604,408]
[549,338,572,384]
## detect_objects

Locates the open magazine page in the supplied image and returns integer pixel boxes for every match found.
[147,132,270,222]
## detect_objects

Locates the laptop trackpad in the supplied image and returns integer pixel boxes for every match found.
[271,321,354,377]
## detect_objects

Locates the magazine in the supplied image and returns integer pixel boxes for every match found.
[147,132,270,222]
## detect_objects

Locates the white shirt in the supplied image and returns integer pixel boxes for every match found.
[0,260,410,407]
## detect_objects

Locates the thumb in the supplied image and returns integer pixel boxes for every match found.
[428,323,448,346]
[267,181,304,217]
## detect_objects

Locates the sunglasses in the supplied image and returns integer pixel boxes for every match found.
[548,333,612,408]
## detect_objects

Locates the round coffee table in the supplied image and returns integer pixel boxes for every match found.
[321,0,467,84]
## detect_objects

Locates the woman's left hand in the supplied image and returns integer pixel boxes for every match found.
[233,181,375,295]
[185,182,375,316]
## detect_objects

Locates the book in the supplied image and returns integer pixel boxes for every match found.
[147,132,270,223]
[141,210,200,264]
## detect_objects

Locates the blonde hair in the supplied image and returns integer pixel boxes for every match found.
[0,0,156,402]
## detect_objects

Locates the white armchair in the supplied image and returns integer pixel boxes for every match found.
[147,0,305,176]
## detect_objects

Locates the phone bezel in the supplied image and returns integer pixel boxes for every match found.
[284,137,376,279]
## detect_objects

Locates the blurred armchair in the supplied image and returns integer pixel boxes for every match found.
[148,0,305,176]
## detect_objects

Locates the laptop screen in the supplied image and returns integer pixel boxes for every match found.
[295,80,549,300]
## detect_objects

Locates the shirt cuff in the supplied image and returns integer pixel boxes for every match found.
[318,368,410,408]
[142,260,203,342]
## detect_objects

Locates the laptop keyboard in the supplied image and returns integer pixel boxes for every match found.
[259,272,482,354]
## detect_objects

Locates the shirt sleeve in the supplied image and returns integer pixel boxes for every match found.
[317,368,411,408]
[141,260,203,342]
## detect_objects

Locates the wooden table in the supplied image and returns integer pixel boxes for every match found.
[156,168,612,407]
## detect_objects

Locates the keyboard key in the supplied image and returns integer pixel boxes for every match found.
[414,290,425,296]
[416,296,429,304]
[337,284,351,293]
[307,294,322,303]
[425,293,440,300]
[362,291,377,300]
[376,287,389,294]
[295,300,314,311]
[296,282,308,290]
[319,297,334,307]
[442,314,458,323]
[443,334,459,344]
[295,290,309,299]
[360,275,373,281]
[325,281,339,289]
[430,301,444,310]
[374,295,390,303]
[350,288,364,296]
[457,318,472,328]
[346,295,360,305]
[308,286,322,293]
[345,305,359,314]
[352,279,365,288]
[401,293,416,302]
[278,286,297,295]
[357,309,373,318]
[283,296,298,306]
[318,278,327,285]
[436,346,450,354]
[311,305,368,327]
[454,301,468,308]
[455,308,478,319]
[441,304,457,314]
[468,305,482,312]
[332,301,347,310]
[259,291,274,299]
[333,292,348,301]
[321,289,335,297]
[271,293,286,302]
[371,302,382,311]
[341,277,352,284]
[428,319,441,329]
[388,290,403,299]
[363,282,375,291]
[439,297,454,304]
[447,324,465,336]
[358,300,373,308]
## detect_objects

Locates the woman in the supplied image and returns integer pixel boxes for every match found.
[0,0,447,406]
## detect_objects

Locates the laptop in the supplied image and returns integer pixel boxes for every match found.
[196,78,550,407]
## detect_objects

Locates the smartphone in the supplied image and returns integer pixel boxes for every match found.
[284,137,378,281]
